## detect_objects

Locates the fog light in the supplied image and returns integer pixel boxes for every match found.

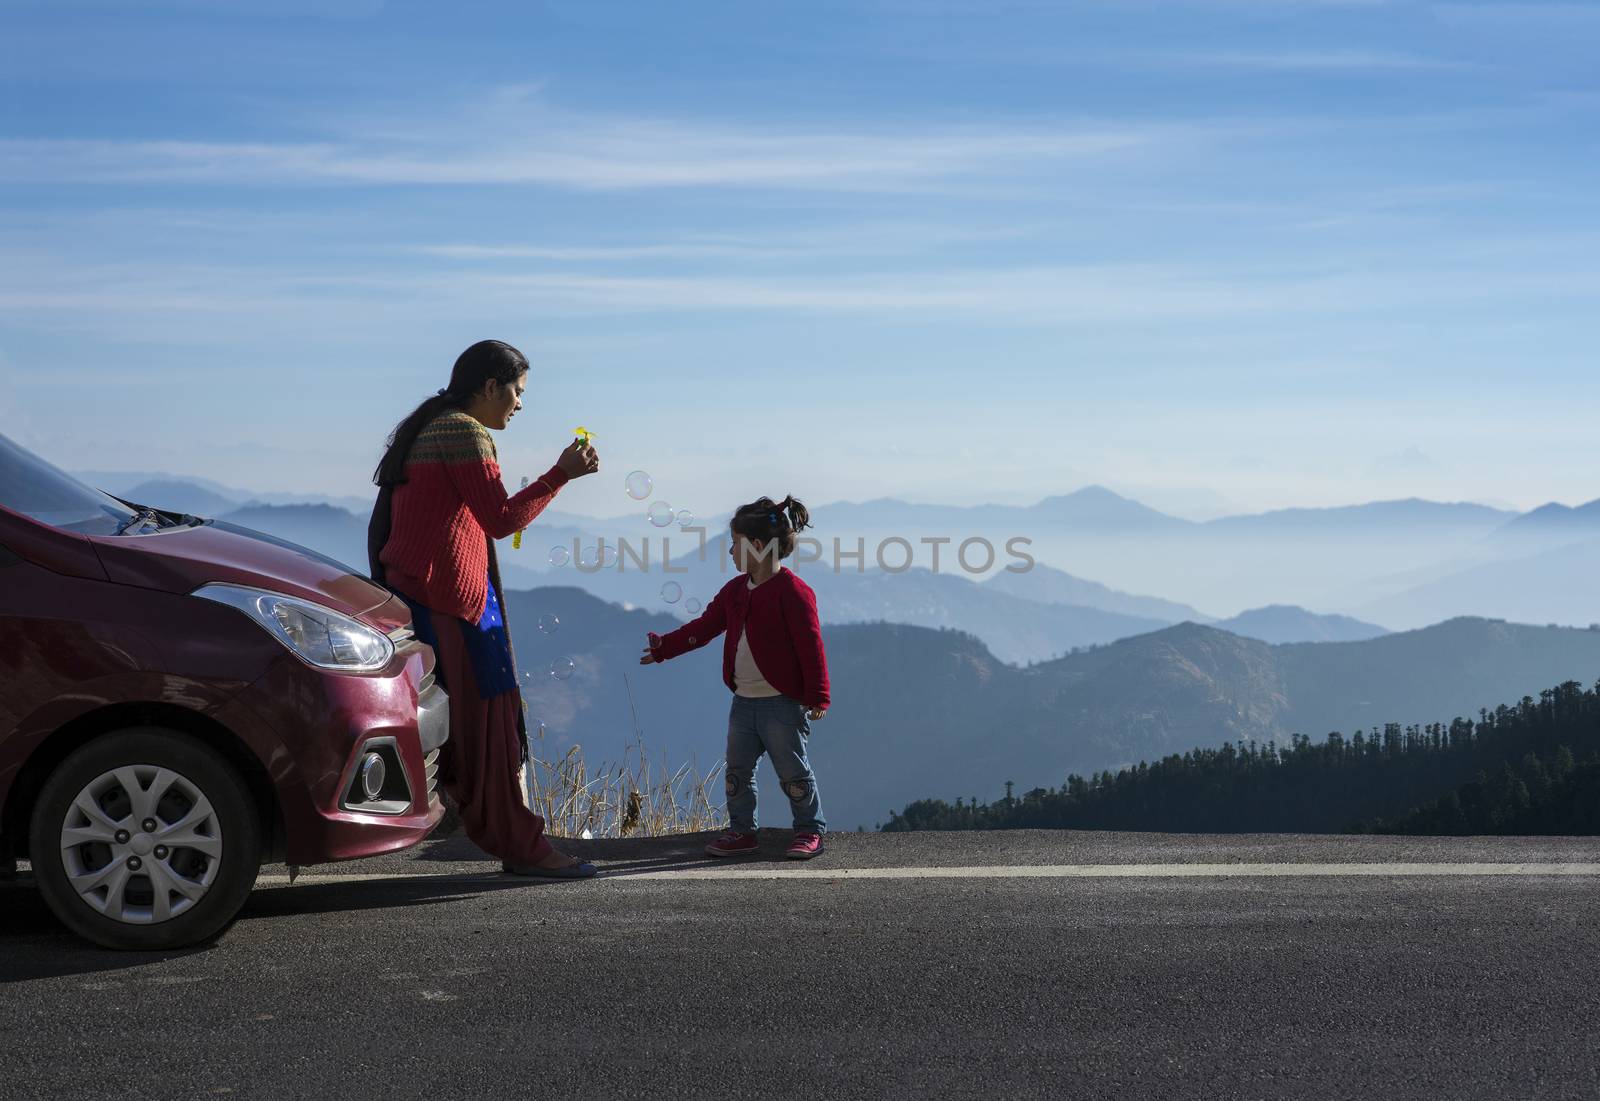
[359,752,387,800]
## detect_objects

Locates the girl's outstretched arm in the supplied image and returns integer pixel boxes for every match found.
[643,582,731,663]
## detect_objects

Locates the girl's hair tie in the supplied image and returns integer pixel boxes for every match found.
[768,511,779,523]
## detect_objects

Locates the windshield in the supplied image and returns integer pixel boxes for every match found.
[0,431,139,535]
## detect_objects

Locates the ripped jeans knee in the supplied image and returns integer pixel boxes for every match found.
[782,776,815,804]
[725,768,754,799]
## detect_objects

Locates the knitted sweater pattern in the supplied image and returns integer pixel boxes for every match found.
[378,410,568,622]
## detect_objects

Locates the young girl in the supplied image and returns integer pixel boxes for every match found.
[638,495,831,859]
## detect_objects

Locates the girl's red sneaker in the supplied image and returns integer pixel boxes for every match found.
[786,832,824,860]
[705,830,760,857]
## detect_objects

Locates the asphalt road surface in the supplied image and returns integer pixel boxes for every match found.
[4,830,1599,1100]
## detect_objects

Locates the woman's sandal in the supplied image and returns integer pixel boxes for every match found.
[500,858,598,879]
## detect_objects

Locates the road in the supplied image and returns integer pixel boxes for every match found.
[4,830,1599,1100]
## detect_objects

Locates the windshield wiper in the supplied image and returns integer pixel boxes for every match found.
[114,507,163,536]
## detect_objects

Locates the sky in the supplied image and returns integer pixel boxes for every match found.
[1,0,1596,520]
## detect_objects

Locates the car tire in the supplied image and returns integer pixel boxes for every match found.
[30,727,262,950]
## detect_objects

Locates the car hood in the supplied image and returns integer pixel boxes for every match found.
[90,520,411,633]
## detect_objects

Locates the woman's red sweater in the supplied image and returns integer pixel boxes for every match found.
[648,566,831,711]
[379,410,568,622]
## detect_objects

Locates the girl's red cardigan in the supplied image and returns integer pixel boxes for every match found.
[649,566,831,711]
[378,410,568,622]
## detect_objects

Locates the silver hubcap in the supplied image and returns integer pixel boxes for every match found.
[59,765,224,925]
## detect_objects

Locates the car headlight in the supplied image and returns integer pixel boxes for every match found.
[193,583,396,673]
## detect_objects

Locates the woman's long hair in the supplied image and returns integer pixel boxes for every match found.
[373,339,529,487]
[730,495,812,560]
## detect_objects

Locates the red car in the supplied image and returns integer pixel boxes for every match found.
[0,432,447,949]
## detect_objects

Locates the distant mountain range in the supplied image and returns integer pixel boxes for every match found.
[504,585,1600,830]
[79,470,375,515]
[783,486,1524,537]
[90,473,1600,643]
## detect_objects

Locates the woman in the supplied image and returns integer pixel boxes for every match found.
[368,339,600,878]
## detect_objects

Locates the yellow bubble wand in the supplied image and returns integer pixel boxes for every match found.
[513,427,595,550]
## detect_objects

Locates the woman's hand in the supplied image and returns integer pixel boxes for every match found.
[638,647,659,665]
[808,707,827,721]
[557,438,600,480]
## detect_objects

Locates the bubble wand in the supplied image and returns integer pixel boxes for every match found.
[512,476,530,549]
[513,427,595,550]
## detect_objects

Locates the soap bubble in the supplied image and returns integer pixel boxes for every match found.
[538,613,560,635]
[660,581,683,604]
[600,544,618,568]
[550,657,575,681]
[548,545,571,567]
[647,501,675,528]
[578,545,600,568]
[625,471,653,500]
[676,508,695,527]
[685,598,703,615]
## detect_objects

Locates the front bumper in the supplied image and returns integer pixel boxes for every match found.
[216,643,450,866]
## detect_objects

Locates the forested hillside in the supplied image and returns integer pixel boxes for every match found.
[884,679,1600,835]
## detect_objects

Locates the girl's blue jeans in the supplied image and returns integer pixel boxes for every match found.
[725,694,825,834]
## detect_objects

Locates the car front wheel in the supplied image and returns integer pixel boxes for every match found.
[30,728,262,950]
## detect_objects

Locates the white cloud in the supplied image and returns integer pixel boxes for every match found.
[409,223,1041,264]
[0,106,1152,193]
[3,251,1598,328]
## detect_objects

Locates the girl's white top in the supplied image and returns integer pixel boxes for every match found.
[733,568,784,698]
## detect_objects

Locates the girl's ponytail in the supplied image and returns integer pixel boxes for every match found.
[779,495,811,534]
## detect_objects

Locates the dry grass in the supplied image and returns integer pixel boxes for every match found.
[518,670,725,839]
[522,728,725,839]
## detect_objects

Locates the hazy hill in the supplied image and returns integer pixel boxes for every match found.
[1491,498,1600,539]
[788,486,1193,535]
[75,470,372,514]
[123,479,241,517]
[1212,605,1389,644]
[1201,498,1513,535]
[1356,539,1600,631]
[800,567,1168,665]
[217,503,372,576]
[981,566,1385,645]
[981,561,1211,623]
